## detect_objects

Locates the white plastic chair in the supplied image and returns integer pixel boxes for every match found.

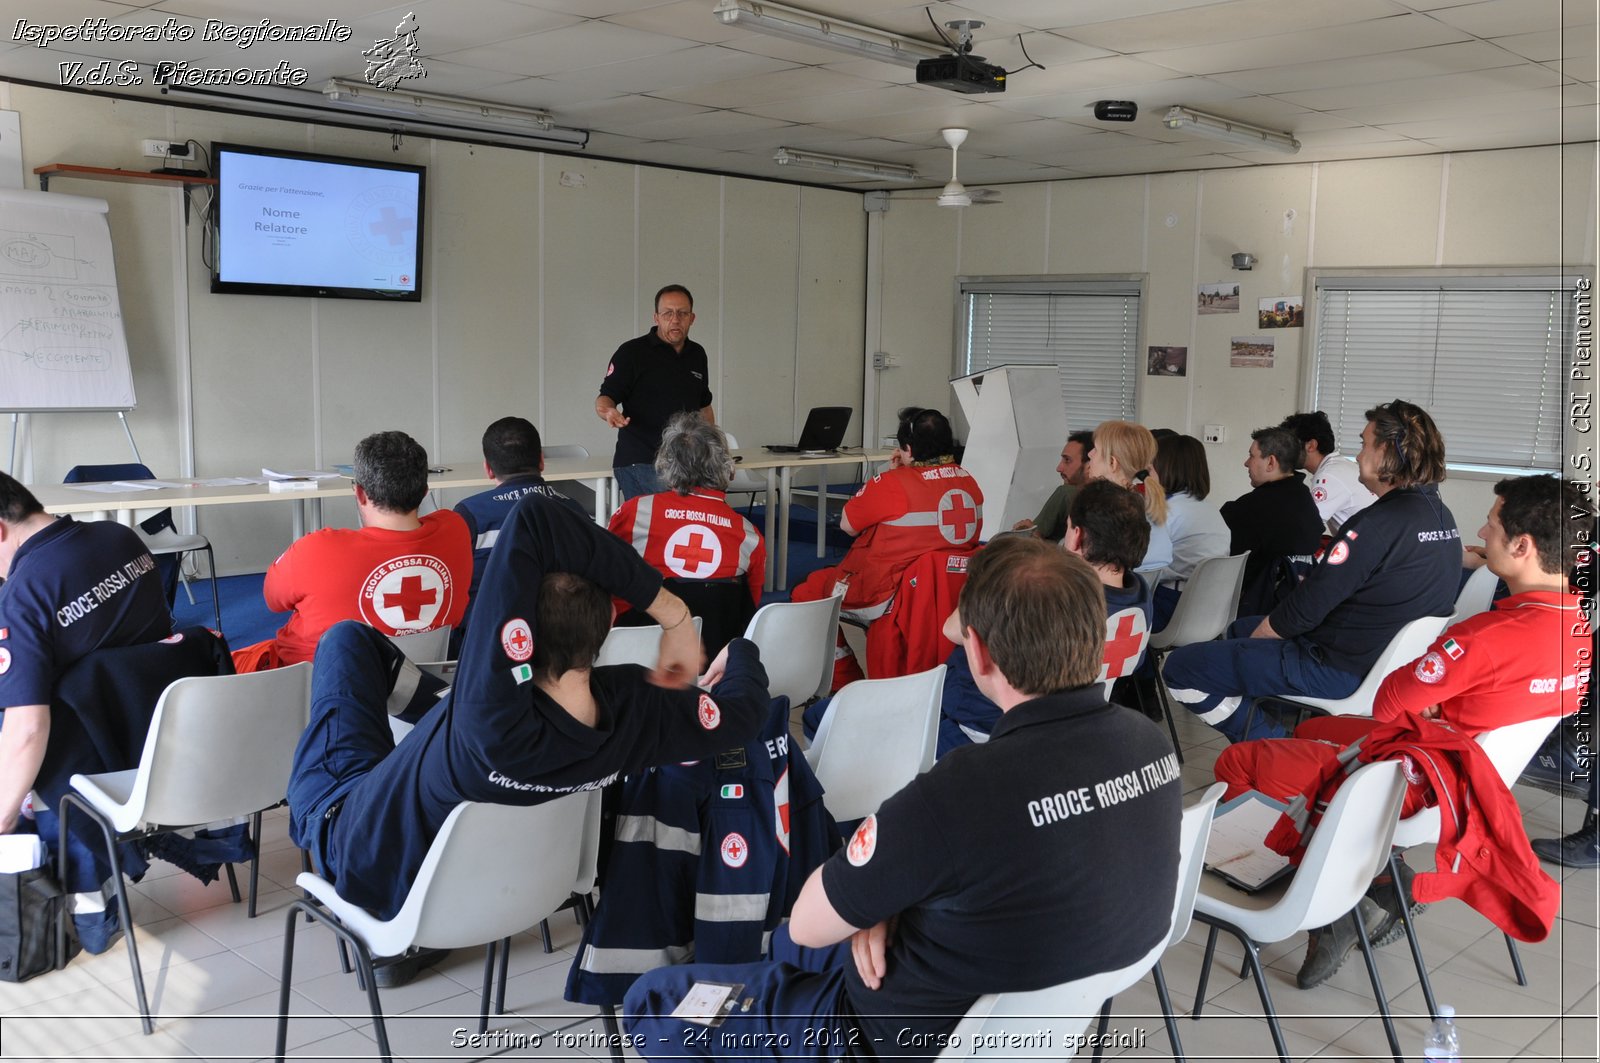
[744,596,842,705]
[1149,553,1249,757]
[1386,713,1565,1020]
[1256,614,1449,726]
[1191,761,1407,1063]
[1091,783,1226,1063]
[387,625,451,662]
[805,665,944,824]
[721,431,769,510]
[275,792,598,1063]
[59,663,313,1034]
[595,618,702,669]
[1448,564,1498,627]
[543,443,598,513]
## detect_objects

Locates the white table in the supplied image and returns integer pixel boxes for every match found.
[31,449,887,592]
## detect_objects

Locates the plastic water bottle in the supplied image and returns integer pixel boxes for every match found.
[1422,1004,1460,1061]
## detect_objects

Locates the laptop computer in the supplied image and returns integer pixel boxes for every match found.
[764,406,852,455]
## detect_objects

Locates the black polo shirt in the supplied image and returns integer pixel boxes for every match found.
[598,328,713,467]
[821,686,1182,1060]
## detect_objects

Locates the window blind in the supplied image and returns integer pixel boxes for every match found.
[1313,282,1571,473]
[962,288,1140,430]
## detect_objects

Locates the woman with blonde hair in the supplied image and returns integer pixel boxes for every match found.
[1085,420,1174,575]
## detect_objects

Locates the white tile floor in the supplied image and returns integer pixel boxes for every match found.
[3,707,1596,1061]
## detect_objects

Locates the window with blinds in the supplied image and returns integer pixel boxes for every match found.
[960,280,1142,430]
[1311,275,1576,474]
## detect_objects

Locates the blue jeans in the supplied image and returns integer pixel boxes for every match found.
[284,623,404,870]
[623,925,852,1062]
[615,463,662,501]
[1161,616,1361,742]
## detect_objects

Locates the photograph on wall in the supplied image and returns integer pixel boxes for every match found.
[1147,345,1189,376]
[1258,297,1303,328]
[1197,282,1240,314]
[1230,336,1275,368]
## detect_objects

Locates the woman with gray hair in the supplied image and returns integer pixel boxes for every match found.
[607,413,766,656]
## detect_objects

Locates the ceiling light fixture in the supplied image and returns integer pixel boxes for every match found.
[713,0,945,68]
[773,147,918,182]
[1163,106,1300,155]
[321,78,588,145]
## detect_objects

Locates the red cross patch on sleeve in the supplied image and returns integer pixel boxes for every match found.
[1415,652,1447,684]
[698,693,721,730]
[846,814,877,866]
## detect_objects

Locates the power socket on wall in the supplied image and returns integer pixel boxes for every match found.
[141,139,191,160]
[1202,424,1227,444]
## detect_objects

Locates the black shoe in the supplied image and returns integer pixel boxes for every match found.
[372,946,449,988]
[1367,855,1427,948]
[1296,896,1385,990]
[1531,814,1600,869]
[1519,727,1590,799]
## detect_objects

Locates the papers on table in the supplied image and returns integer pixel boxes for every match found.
[1204,790,1294,892]
[262,468,341,481]
[65,481,150,493]
[197,477,267,487]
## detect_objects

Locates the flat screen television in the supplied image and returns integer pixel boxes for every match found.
[211,142,425,300]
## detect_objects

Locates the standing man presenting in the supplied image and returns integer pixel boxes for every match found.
[598,285,715,501]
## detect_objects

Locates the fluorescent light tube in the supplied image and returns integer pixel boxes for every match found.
[714,0,945,68]
[323,78,555,129]
[773,147,918,182]
[1163,106,1300,155]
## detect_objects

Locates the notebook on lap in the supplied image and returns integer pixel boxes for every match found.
[764,406,851,455]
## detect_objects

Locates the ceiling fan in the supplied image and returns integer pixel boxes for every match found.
[902,128,1003,207]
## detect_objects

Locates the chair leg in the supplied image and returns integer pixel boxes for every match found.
[59,793,153,1036]
[1504,932,1528,986]
[275,902,308,1063]
[601,1004,625,1063]
[1237,938,1291,1063]
[247,811,263,918]
[495,935,510,1015]
[1151,652,1185,764]
[1192,924,1219,1019]
[1389,852,1439,1021]
[1151,961,1187,1063]
[1351,898,1403,1063]
[540,917,553,953]
[1091,998,1111,1062]
[479,940,497,1035]
[202,543,222,634]
[223,862,242,904]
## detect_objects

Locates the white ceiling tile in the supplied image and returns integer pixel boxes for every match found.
[1492,29,1592,65]
[1332,87,1571,125]
[542,44,795,96]
[1381,108,1567,140]
[149,1,397,21]
[1062,0,1411,54]
[365,60,537,99]
[821,103,1041,138]
[439,20,698,77]
[1140,14,1473,76]
[606,1,748,45]
[654,66,890,108]
[516,0,675,15]
[1425,0,1576,38]
[556,95,709,126]
[1209,41,1525,94]
[1275,64,1566,110]
[738,84,941,124]
[340,1,585,57]
[615,109,788,140]
[964,0,1221,31]
[998,54,1191,101]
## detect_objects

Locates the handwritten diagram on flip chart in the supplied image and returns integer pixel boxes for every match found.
[0,188,136,411]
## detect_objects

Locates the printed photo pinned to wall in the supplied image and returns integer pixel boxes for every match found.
[1147,345,1188,376]
[1258,297,1303,328]
[1230,336,1275,368]
[1197,282,1240,314]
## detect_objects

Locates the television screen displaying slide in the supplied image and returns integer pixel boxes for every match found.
[212,143,425,301]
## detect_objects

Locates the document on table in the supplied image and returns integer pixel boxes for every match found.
[198,477,267,487]
[114,479,189,489]
[1204,790,1294,891]
[66,481,155,493]
[262,468,341,481]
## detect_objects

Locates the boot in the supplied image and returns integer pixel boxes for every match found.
[1531,809,1600,869]
[1519,723,1590,800]
[1367,853,1427,947]
[1296,896,1385,990]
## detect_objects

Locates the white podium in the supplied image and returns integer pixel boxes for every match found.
[952,365,1068,540]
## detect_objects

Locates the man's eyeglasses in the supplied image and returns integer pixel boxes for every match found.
[656,309,693,320]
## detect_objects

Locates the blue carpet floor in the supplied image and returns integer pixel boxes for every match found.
[172,500,854,649]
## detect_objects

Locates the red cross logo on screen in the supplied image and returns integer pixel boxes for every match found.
[938,489,979,544]
[360,555,454,633]
[368,206,416,246]
[1101,609,1149,680]
[664,524,723,579]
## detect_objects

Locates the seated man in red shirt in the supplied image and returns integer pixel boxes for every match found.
[1214,474,1592,989]
[234,431,473,671]
[608,413,765,658]
[792,407,983,690]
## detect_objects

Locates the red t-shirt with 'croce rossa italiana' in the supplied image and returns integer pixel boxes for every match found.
[263,510,473,664]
